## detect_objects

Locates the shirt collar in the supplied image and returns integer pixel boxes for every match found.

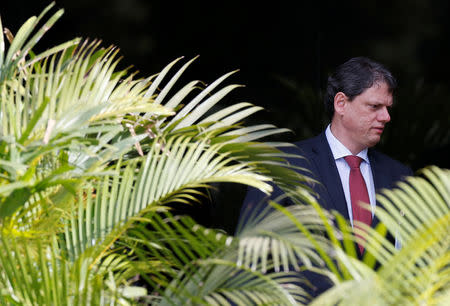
[325,124,369,163]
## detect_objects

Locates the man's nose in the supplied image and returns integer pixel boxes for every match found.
[378,107,391,122]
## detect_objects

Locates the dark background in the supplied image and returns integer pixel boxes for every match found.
[2,0,449,231]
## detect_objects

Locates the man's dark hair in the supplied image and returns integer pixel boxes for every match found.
[324,57,397,120]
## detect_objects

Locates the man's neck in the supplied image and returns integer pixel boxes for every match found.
[329,122,366,155]
[326,124,369,160]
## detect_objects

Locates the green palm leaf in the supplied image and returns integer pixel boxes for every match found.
[160,258,307,305]
[0,234,140,305]
[64,133,273,258]
[121,211,308,305]
[0,2,79,83]
[236,198,334,275]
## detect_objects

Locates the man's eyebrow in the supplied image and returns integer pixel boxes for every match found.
[367,99,393,105]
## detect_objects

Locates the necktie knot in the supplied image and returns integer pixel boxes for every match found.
[344,155,363,169]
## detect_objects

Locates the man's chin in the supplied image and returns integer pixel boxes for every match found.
[367,137,381,147]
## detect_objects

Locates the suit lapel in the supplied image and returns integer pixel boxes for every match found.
[310,133,350,220]
[368,149,390,228]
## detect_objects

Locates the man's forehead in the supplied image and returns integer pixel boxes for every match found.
[370,81,392,91]
[366,93,393,102]
[343,81,394,105]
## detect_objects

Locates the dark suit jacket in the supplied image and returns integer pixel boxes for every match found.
[241,131,413,226]
[238,131,413,297]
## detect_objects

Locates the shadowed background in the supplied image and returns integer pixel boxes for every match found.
[2,0,449,231]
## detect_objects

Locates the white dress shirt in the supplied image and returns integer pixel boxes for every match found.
[324,125,376,227]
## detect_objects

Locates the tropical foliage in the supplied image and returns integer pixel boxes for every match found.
[0,3,448,305]
[0,3,306,304]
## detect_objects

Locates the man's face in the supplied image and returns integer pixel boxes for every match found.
[334,82,393,153]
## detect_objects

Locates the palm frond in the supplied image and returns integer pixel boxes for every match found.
[0,2,80,83]
[235,198,334,274]
[160,258,307,306]
[64,132,274,258]
[0,234,143,304]
[0,38,174,220]
[120,211,307,305]
[2,40,171,145]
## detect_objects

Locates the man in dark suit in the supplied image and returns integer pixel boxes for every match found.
[239,56,413,296]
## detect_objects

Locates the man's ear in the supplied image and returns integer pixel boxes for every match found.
[333,92,347,115]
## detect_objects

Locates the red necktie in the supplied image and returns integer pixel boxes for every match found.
[344,155,372,254]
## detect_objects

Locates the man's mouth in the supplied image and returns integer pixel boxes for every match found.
[373,127,384,134]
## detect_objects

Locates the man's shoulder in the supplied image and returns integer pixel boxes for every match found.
[290,133,325,154]
[369,149,413,176]
[295,133,324,146]
[274,133,326,173]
